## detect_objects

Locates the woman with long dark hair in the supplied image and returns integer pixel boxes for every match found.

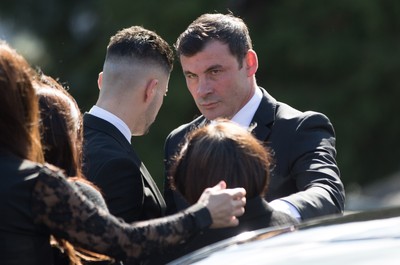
[0,40,246,265]
[36,74,112,264]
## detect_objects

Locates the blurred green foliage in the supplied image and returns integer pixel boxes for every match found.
[1,0,399,192]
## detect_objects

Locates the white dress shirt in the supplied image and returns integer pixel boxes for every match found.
[218,88,302,221]
[89,105,132,144]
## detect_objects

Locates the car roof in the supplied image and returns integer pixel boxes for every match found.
[169,206,400,265]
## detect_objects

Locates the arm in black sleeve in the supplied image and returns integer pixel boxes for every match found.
[32,165,211,263]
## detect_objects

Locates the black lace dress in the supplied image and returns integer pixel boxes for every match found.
[0,154,211,265]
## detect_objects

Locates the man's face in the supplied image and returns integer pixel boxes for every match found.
[180,41,253,120]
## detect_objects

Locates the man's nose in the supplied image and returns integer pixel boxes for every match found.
[197,78,212,97]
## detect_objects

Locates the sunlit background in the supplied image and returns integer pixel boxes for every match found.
[1,0,399,212]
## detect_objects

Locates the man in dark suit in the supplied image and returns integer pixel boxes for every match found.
[164,13,345,221]
[82,26,172,223]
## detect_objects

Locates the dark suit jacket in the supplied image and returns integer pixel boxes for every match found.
[164,88,345,220]
[83,113,166,223]
[147,196,298,264]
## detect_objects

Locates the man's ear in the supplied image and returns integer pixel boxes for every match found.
[245,50,258,76]
[144,78,159,102]
[97,72,103,90]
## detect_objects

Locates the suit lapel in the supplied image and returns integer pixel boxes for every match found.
[189,115,209,131]
[84,113,166,214]
[139,162,166,214]
[83,113,132,153]
[251,88,276,141]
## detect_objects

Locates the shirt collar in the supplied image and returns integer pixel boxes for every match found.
[230,87,262,128]
[89,105,132,143]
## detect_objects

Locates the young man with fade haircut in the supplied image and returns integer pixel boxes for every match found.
[82,26,172,223]
[82,26,247,226]
[164,13,345,221]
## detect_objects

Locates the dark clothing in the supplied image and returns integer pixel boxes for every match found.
[52,182,111,265]
[83,113,166,223]
[164,87,345,220]
[0,153,212,265]
[0,156,52,265]
[148,196,298,264]
[74,181,109,213]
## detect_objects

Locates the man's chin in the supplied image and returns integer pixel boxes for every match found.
[202,112,229,121]
[201,110,218,120]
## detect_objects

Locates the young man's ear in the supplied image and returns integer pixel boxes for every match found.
[245,50,258,76]
[97,72,103,90]
[144,78,159,102]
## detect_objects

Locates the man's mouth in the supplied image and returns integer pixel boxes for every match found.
[200,101,218,109]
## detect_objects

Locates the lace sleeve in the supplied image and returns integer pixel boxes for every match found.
[32,166,211,263]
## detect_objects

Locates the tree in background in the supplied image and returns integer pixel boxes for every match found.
[1,0,399,198]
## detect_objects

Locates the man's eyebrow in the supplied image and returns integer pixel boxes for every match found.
[205,64,223,72]
[183,70,195,75]
[183,64,224,76]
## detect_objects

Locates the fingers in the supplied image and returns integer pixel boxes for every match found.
[221,198,246,227]
[223,187,247,218]
[226,187,246,200]
[208,180,227,192]
[197,181,247,228]
[218,180,227,190]
[205,187,247,228]
[233,196,246,217]
[225,216,239,227]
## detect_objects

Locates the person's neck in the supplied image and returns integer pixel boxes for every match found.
[91,104,133,143]
[237,83,257,115]
[96,102,134,131]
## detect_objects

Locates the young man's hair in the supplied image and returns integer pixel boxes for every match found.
[106,26,174,73]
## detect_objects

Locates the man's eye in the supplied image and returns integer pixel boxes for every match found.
[186,73,196,79]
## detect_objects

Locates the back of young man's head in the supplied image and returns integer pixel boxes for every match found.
[106,26,174,74]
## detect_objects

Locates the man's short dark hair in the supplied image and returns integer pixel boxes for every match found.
[175,13,252,68]
[106,26,174,73]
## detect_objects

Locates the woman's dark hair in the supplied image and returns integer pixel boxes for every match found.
[0,40,43,162]
[170,119,272,204]
[35,74,111,265]
[35,74,83,178]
